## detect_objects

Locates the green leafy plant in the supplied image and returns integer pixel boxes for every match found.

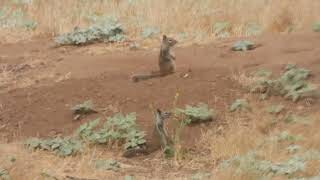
[71,100,97,120]
[163,145,175,158]
[253,69,273,78]
[220,151,306,178]
[266,104,284,115]
[95,159,121,171]
[231,40,256,51]
[250,64,318,102]
[230,99,250,112]
[277,131,304,142]
[0,168,11,180]
[312,22,320,32]
[0,6,37,30]
[246,23,262,36]
[25,137,82,157]
[12,0,33,5]
[278,64,317,101]
[213,21,231,38]
[77,113,146,151]
[175,103,215,125]
[284,114,311,125]
[124,175,134,180]
[191,172,212,180]
[124,129,146,150]
[287,145,301,154]
[55,16,126,45]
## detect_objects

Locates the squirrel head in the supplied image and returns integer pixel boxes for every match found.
[162,35,177,47]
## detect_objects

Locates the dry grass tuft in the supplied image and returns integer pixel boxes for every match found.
[1,0,320,43]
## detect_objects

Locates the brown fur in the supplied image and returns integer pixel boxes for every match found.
[131,35,178,82]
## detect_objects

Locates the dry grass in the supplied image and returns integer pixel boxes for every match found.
[1,97,320,179]
[1,0,320,43]
[198,96,320,179]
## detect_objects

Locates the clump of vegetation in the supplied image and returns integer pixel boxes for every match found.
[230,99,250,112]
[77,113,146,151]
[220,151,312,179]
[190,172,212,180]
[95,159,121,171]
[175,103,216,125]
[55,16,125,45]
[276,131,304,142]
[231,40,256,51]
[213,21,231,38]
[284,114,311,125]
[0,168,11,180]
[287,145,301,154]
[0,6,37,30]
[245,23,262,36]
[312,22,320,32]
[251,64,318,102]
[266,104,285,115]
[71,100,97,120]
[25,137,82,157]
[163,146,175,159]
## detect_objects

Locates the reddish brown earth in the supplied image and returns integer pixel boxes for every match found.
[1,32,320,152]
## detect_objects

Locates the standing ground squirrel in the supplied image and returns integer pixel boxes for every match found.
[154,109,172,148]
[122,108,172,158]
[131,35,178,82]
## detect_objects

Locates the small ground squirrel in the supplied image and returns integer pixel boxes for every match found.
[122,108,172,158]
[131,35,178,82]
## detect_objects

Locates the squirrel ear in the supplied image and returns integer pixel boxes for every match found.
[163,35,167,40]
[156,109,162,114]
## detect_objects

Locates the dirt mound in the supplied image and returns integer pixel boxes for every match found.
[1,32,320,151]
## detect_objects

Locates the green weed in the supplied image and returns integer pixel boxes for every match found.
[230,99,250,112]
[55,16,125,45]
[232,40,256,51]
[25,137,82,157]
[175,103,215,125]
[251,64,318,102]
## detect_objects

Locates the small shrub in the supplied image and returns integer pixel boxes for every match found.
[77,113,146,151]
[284,114,311,125]
[230,99,250,112]
[0,168,11,180]
[312,22,320,32]
[231,40,256,51]
[191,172,212,180]
[277,131,304,142]
[164,145,175,158]
[250,64,318,102]
[220,151,306,178]
[176,103,215,124]
[279,65,316,101]
[213,21,231,38]
[124,129,146,150]
[287,145,301,154]
[71,100,97,120]
[95,159,121,171]
[246,23,262,36]
[55,16,126,45]
[0,6,37,30]
[124,176,134,180]
[266,104,284,115]
[25,137,82,157]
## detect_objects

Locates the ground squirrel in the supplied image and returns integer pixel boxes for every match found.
[131,35,178,82]
[122,108,172,158]
[154,109,172,148]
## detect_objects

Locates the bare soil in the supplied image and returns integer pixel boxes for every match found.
[1,32,320,153]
